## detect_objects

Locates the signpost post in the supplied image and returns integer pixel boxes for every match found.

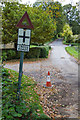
[16,11,34,99]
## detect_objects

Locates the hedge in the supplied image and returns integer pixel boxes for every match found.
[2,45,50,61]
[24,47,41,59]
[39,46,49,58]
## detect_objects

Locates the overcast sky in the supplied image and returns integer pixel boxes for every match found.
[21,0,79,6]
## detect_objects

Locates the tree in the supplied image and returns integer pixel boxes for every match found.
[62,24,73,43]
[27,5,56,45]
[49,2,65,35]
[33,1,66,37]
[2,2,56,45]
[2,2,27,44]
[63,4,80,35]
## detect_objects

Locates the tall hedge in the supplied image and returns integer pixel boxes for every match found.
[2,46,50,61]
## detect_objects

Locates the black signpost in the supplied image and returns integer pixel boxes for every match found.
[17,51,24,99]
[16,11,34,99]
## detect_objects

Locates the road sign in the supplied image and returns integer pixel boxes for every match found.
[16,11,34,100]
[16,11,34,29]
[17,28,31,52]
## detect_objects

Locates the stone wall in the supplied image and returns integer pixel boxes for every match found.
[0,43,14,49]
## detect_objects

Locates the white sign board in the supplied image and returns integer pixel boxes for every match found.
[17,28,31,52]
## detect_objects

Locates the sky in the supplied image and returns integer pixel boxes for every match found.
[21,0,79,6]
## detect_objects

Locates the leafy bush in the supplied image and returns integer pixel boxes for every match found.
[2,49,17,60]
[2,68,32,119]
[25,46,50,59]
[72,35,78,43]
[7,49,17,59]
[2,45,50,60]
[49,45,51,50]
[67,34,73,43]
[24,47,41,59]
[62,24,73,43]
[2,51,7,63]
[2,68,23,120]
[39,46,49,58]
[75,38,80,43]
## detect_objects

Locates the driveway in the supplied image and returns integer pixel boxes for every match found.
[4,39,79,118]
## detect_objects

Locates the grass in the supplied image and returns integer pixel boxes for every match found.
[63,40,80,60]
[30,45,37,48]
[65,46,80,60]
[63,40,78,46]
[8,68,43,113]
[2,68,51,119]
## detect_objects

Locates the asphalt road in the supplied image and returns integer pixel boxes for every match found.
[49,39,78,84]
[49,39,78,118]
[4,39,79,118]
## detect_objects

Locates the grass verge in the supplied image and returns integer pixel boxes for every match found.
[65,46,79,60]
[63,41,78,46]
[2,68,51,120]
[30,45,37,48]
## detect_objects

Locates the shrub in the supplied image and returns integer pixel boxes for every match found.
[39,46,49,58]
[24,47,41,59]
[2,45,50,60]
[25,45,49,59]
[7,49,17,59]
[2,51,7,62]
[49,45,51,50]
[66,34,73,43]
[16,51,21,59]
[78,38,80,43]
[62,24,73,43]
[2,49,17,60]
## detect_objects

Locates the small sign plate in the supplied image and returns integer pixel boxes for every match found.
[17,28,31,52]
[17,44,29,52]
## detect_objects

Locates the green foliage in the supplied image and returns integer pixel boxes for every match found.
[2,45,50,60]
[2,68,19,119]
[25,46,50,58]
[39,46,49,58]
[62,24,73,43]
[26,113,51,120]
[25,47,41,59]
[70,20,80,35]
[67,34,73,43]
[33,1,66,36]
[29,6,55,45]
[63,34,80,44]
[2,49,17,60]
[2,2,56,45]
[51,2,65,34]
[37,114,51,120]
[74,34,80,43]
[7,49,17,59]
[63,4,80,35]
[71,34,79,43]
[65,46,78,59]
[2,2,27,44]
[2,68,51,119]
[2,51,7,62]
